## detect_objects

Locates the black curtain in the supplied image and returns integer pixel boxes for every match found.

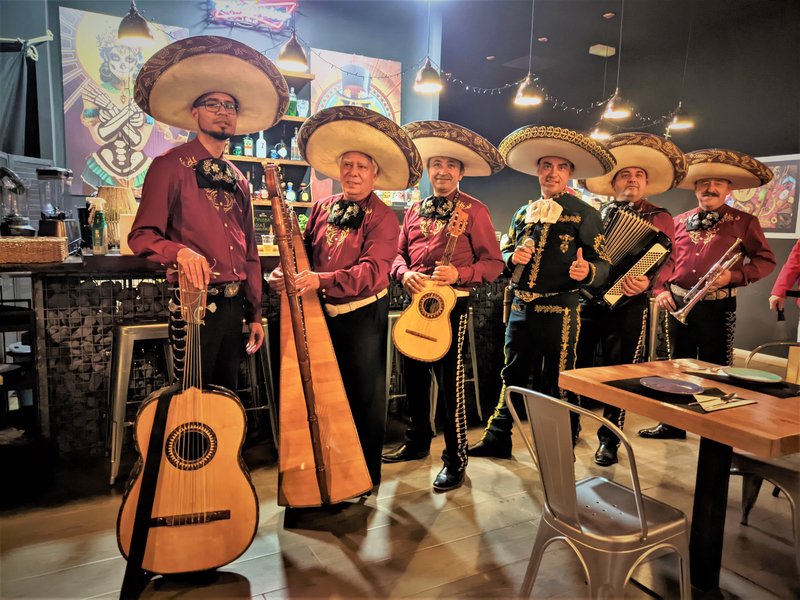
[0,42,40,157]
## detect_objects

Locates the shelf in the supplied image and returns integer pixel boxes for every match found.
[281,115,306,123]
[279,70,314,81]
[225,155,309,167]
[253,200,313,208]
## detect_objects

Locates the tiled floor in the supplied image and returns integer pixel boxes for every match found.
[1,413,798,599]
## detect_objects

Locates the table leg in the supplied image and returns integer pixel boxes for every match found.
[690,437,733,592]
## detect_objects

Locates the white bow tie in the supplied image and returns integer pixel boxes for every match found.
[525,198,563,224]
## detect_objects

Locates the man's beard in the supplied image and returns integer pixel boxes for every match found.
[200,124,231,141]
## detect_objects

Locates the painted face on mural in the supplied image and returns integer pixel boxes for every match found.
[100,44,142,84]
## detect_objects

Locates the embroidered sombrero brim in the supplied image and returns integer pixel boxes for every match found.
[298,106,423,190]
[135,36,288,135]
[583,133,688,196]
[403,120,504,177]
[499,125,615,179]
[677,149,773,190]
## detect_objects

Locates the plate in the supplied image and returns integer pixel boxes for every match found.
[639,376,704,395]
[722,367,783,384]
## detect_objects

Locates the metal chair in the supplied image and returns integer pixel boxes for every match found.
[107,318,276,485]
[505,385,690,599]
[729,342,800,575]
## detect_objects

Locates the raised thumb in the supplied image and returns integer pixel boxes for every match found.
[576,247,584,262]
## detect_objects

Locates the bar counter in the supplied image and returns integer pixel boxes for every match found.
[1,255,507,459]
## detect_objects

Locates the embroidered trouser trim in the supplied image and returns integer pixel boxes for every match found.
[483,294,581,442]
[402,298,470,472]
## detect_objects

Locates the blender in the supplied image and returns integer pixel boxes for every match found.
[36,167,81,254]
[0,166,36,236]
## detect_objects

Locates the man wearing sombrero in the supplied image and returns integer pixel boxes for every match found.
[579,133,686,465]
[129,36,288,390]
[469,126,614,458]
[381,121,505,491]
[639,149,775,440]
[268,106,422,487]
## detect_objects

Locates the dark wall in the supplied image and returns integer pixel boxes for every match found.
[438,0,800,350]
[0,0,440,165]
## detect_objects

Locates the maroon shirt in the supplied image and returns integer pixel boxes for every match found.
[392,190,504,291]
[771,239,800,308]
[304,192,400,304]
[128,137,262,321]
[658,203,775,294]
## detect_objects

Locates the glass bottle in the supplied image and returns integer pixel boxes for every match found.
[91,203,107,256]
[287,87,297,116]
[243,133,254,157]
[299,182,310,202]
[285,182,297,202]
[255,131,267,158]
[290,127,300,161]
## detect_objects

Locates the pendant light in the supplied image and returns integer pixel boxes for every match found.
[514,0,543,107]
[602,0,631,120]
[590,49,612,140]
[118,0,153,46]
[414,1,442,94]
[276,15,309,72]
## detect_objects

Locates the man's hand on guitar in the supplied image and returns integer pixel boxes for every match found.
[402,271,429,295]
[432,263,459,286]
[246,322,264,354]
[177,248,211,289]
[511,244,534,266]
[569,248,590,281]
[621,274,650,297]
[267,267,285,292]
[295,270,320,296]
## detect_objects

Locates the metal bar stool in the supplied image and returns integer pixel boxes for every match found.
[107,318,276,485]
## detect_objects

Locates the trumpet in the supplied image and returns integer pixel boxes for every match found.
[669,238,742,325]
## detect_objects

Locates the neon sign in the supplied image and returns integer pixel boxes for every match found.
[209,0,298,32]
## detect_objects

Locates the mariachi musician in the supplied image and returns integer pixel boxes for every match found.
[268,106,422,488]
[469,126,614,458]
[382,121,505,492]
[640,149,776,439]
[578,133,686,466]
[129,36,288,389]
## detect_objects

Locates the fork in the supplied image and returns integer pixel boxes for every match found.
[689,392,738,407]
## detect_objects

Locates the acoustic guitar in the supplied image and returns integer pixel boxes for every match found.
[392,204,469,362]
[117,269,258,576]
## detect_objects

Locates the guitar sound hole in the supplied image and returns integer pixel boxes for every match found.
[165,422,218,471]
[418,292,444,319]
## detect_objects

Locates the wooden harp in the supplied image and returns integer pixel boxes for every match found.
[265,166,373,507]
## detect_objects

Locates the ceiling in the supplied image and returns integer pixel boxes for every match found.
[438,0,800,155]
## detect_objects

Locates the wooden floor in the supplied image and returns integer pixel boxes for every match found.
[2,412,798,599]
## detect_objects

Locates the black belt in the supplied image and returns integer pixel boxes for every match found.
[209,282,242,297]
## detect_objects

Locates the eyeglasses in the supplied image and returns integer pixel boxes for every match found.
[196,100,240,114]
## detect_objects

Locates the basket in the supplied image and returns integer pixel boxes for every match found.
[0,237,68,264]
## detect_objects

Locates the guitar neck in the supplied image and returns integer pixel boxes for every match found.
[439,234,459,268]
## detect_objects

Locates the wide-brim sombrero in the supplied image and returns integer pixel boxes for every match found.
[583,132,687,196]
[298,106,423,190]
[499,125,615,179]
[134,36,288,135]
[677,149,773,190]
[403,120,504,177]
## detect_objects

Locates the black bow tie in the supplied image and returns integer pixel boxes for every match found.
[195,158,239,193]
[327,200,365,229]
[686,210,721,232]
[419,194,457,220]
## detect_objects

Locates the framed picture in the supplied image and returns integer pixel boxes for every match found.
[729,154,799,239]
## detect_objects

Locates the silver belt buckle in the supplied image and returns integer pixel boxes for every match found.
[224,282,240,297]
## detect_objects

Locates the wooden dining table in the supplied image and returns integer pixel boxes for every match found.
[559,359,800,593]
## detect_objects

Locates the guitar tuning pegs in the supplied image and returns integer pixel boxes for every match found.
[168,299,179,313]
[206,302,217,313]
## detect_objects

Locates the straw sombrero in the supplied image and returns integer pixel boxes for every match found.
[677,149,773,190]
[499,125,615,179]
[134,36,288,135]
[403,120,504,177]
[298,106,423,190]
[583,133,687,196]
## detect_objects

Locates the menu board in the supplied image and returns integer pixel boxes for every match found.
[253,205,273,243]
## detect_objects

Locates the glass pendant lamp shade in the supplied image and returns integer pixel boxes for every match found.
[514,74,543,107]
[118,0,153,46]
[414,58,443,94]
[276,32,309,72]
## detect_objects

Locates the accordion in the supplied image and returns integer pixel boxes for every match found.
[581,208,672,309]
